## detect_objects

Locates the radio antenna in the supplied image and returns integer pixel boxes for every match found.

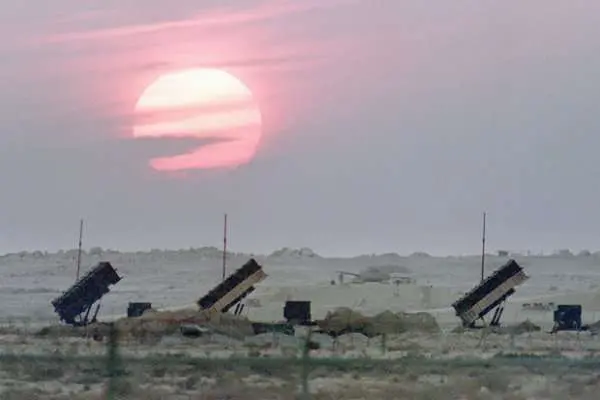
[222,213,228,282]
[75,218,84,282]
[480,212,486,283]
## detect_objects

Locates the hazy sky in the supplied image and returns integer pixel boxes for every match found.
[1,1,600,256]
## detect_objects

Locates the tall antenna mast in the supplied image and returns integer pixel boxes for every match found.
[480,211,486,283]
[76,218,84,282]
[222,213,228,282]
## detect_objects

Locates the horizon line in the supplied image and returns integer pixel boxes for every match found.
[0,246,596,260]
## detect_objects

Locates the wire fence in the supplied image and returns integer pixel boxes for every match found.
[3,320,600,399]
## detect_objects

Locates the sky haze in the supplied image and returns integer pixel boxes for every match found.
[1,1,600,256]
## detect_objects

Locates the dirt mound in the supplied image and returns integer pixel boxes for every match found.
[396,311,440,333]
[451,320,542,335]
[317,308,440,337]
[490,320,541,335]
[113,309,254,339]
[511,319,541,334]
[37,309,254,340]
[587,319,600,333]
[318,307,371,336]
[36,324,83,338]
[363,311,407,336]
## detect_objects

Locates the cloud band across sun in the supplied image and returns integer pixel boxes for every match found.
[133,68,262,171]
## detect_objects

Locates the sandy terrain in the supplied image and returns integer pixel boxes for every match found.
[1,247,600,399]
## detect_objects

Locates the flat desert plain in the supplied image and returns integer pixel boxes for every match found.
[1,247,600,399]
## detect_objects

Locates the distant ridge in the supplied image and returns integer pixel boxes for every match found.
[0,246,599,261]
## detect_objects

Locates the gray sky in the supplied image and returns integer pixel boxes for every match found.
[1,0,600,256]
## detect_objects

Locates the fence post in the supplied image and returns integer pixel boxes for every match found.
[106,323,123,399]
[300,329,312,400]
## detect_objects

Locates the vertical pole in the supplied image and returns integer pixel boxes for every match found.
[105,322,123,399]
[481,212,486,283]
[76,218,84,282]
[222,213,228,282]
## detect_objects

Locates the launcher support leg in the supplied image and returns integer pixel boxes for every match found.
[491,302,505,326]
[79,305,93,326]
[91,303,101,323]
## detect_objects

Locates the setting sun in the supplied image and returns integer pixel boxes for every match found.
[134,68,262,171]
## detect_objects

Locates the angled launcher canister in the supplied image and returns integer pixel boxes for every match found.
[197,258,267,317]
[51,261,122,326]
[452,259,528,327]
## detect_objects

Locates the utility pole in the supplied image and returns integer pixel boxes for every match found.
[480,212,486,283]
[76,218,84,282]
[222,213,228,282]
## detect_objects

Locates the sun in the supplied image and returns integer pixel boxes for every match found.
[133,68,262,171]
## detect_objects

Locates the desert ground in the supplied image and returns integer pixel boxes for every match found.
[2,247,600,399]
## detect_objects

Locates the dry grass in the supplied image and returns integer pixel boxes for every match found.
[3,372,600,400]
[3,326,600,399]
[1,349,600,399]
